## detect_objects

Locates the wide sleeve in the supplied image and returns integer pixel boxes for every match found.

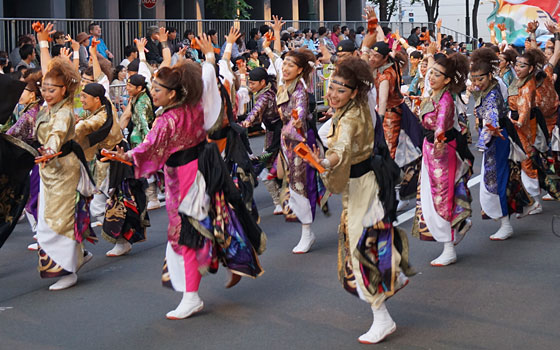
[43,109,74,152]
[129,114,176,178]
[6,108,36,143]
[322,117,357,194]
[201,61,220,131]
[131,97,151,142]
[245,93,267,126]
[435,92,455,137]
[517,82,535,127]
[477,91,500,150]
[75,112,107,142]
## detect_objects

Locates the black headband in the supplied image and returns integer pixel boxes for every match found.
[128,74,146,87]
[249,67,268,82]
[82,83,106,98]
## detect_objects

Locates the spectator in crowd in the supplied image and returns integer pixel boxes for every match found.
[9,35,33,68]
[120,44,138,68]
[331,25,341,47]
[207,29,221,58]
[409,50,423,77]
[88,22,113,60]
[318,26,335,53]
[50,44,64,57]
[76,32,90,71]
[408,27,421,48]
[53,31,66,46]
[257,24,269,53]
[340,26,349,41]
[302,28,317,53]
[166,26,178,54]
[247,28,260,52]
[182,30,200,62]
[247,49,260,70]
[348,28,357,48]
[0,51,8,74]
[355,26,364,48]
[15,44,36,71]
[145,26,163,64]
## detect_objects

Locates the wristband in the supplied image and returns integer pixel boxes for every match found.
[205,52,215,61]
[139,51,146,61]
[161,41,168,49]
[320,158,331,169]
[555,33,560,41]
[73,51,80,60]
[239,73,246,80]
[264,47,272,55]
[361,47,370,54]
[225,43,233,54]
[39,41,49,49]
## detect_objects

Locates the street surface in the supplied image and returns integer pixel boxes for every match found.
[1,126,560,350]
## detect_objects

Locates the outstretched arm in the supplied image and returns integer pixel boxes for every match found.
[35,22,55,76]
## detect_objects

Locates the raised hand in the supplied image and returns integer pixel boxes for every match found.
[198,33,215,58]
[488,21,495,30]
[134,37,149,53]
[270,15,285,33]
[526,20,539,33]
[225,26,241,44]
[35,22,56,42]
[158,27,168,43]
[497,23,506,32]
[427,41,437,55]
[545,20,559,34]
[59,47,72,61]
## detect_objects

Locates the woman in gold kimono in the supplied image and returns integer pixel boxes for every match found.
[305,57,413,345]
[35,23,96,290]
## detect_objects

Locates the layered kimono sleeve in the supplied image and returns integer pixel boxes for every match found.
[42,109,74,152]
[130,96,151,144]
[201,61,220,131]
[130,114,176,178]
[517,81,535,127]
[435,92,455,137]
[322,116,358,194]
[477,90,500,151]
[74,111,107,149]
[245,92,268,126]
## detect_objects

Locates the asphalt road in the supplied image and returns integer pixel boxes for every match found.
[1,128,560,350]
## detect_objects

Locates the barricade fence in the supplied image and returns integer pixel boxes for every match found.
[0,18,471,63]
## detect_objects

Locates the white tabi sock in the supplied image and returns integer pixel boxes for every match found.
[166,292,204,320]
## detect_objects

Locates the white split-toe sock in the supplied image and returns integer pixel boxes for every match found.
[106,241,132,257]
[166,292,204,320]
[273,204,283,215]
[49,273,78,291]
[517,199,542,218]
[490,216,513,241]
[292,224,316,254]
[430,242,457,266]
[358,302,397,344]
[27,242,39,251]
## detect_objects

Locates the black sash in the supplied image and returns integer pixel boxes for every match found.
[165,141,207,168]
[350,156,374,179]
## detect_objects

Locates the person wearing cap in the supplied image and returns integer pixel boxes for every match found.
[75,32,90,71]
[242,67,283,215]
[75,82,124,237]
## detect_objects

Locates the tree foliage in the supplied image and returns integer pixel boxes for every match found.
[370,0,398,22]
[206,0,252,20]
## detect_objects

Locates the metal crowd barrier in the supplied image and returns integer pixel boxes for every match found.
[0,18,472,64]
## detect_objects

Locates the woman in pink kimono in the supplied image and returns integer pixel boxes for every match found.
[108,37,266,320]
[412,53,474,266]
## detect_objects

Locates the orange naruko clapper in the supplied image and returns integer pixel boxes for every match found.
[91,37,100,48]
[264,31,275,41]
[436,132,446,143]
[485,123,505,140]
[294,142,325,173]
[100,149,133,166]
[35,151,62,168]
[32,22,42,33]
